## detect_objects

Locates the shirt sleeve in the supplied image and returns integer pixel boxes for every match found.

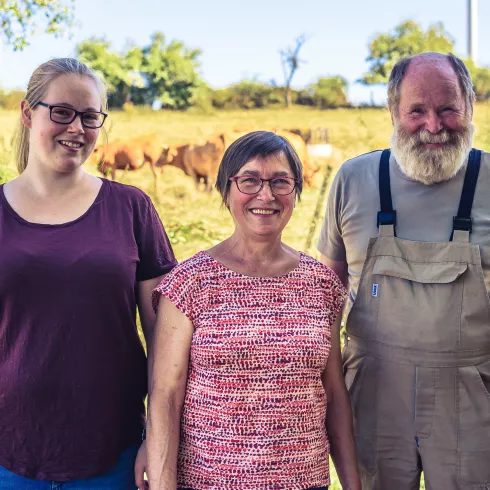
[317,168,347,262]
[151,255,200,321]
[135,195,178,281]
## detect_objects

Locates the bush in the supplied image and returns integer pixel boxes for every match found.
[310,76,349,109]
[122,101,136,113]
[295,89,315,107]
[463,59,490,102]
[189,82,214,113]
[0,89,25,110]
[211,81,283,110]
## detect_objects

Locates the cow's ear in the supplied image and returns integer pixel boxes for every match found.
[162,144,169,150]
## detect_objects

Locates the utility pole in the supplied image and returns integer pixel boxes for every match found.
[468,0,478,62]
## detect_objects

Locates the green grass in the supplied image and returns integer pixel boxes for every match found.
[3,104,488,489]
[2,105,490,262]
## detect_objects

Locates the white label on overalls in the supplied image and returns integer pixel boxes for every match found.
[372,283,379,297]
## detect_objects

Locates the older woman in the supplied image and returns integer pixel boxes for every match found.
[147,131,361,490]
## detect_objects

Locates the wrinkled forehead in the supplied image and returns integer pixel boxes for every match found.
[399,61,464,108]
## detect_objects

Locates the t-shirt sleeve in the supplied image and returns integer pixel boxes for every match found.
[151,256,200,321]
[317,168,347,262]
[323,267,348,326]
[135,195,178,281]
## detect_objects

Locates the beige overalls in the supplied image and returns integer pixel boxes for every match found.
[343,149,490,490]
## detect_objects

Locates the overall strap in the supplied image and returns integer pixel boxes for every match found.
[451,149,482,242]
[377,149,396,237]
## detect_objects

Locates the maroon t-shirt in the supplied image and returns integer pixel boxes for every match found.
[0,179,177,480]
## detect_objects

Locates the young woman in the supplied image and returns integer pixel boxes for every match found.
[0,58,176,489]
[148,131,361,490]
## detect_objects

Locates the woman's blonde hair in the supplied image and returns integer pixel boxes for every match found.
[15,58,108,174]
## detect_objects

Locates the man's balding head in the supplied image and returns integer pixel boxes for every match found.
[388,52,475,120]
[389,52,475,185]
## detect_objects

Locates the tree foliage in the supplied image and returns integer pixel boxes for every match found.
[0,0,74,50]
[360,20,454,85]
[464,58,490,101]
[136,32,201,109]
[77,38,143,106]
[77,33,202,109]
[296,76,348,109]
[0,87,24,109]
[312,76,349,108]
[211,81,283,110]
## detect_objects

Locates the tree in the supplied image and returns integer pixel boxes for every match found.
[138,32,202,109]
[311,76,349,109]
[211,80,282,110]
[464,58,490,101]
[76,38,143,107]
[0,0,74,50]
[360,20,454,85]
[77,32,203,109]
[280,34,307,108]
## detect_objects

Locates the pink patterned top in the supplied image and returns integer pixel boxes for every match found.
[153,250,347,490]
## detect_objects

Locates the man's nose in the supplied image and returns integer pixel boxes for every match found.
[424,111,443,134]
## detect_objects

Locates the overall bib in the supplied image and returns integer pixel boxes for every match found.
[343,149,490,490]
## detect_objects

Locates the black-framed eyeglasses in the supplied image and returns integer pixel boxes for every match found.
[37,102,108,129]
[229,175,297,195]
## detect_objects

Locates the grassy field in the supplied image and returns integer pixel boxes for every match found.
[2,104,490,488]
[3,103,490,262]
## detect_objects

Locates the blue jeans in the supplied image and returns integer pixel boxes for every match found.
[0,445,139,489]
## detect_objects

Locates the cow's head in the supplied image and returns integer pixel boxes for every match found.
[157,144,179,167]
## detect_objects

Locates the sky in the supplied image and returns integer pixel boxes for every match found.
[0,0,488,104]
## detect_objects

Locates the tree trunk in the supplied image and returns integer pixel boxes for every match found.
[285,86,292,108]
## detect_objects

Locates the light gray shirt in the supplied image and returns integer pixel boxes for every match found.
[317,150,490,313]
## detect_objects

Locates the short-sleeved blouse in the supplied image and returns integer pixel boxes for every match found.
[153,250,347,490]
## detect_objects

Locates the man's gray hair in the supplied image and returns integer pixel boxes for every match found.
[387,53,476,117]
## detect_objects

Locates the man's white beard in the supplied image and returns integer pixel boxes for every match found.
[391,122,475,185]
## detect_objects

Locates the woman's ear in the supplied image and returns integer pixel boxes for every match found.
[21,100,33,129]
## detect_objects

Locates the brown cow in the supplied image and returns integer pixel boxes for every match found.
[272,129,320,186]
[183,134,226,192]
[91,134,165,190]
[158,144,188,174]
[159,135,226,192]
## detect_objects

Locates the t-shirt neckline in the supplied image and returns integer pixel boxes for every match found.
[0,178,107,228]
[201,249,304,278]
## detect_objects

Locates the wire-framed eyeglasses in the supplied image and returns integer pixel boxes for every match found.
[37,102,108,129]
[229,175,297,195]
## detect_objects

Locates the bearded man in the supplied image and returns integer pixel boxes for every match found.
[318,52,490,490]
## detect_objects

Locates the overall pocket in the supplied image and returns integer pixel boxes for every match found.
[371,256,467,351]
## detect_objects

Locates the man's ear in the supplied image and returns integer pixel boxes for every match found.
[21,100,33,129]
[389,107,396,126]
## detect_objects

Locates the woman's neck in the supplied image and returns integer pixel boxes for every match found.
[221,233,285,264]
[18,164,88,197]
[208,232,299,277]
